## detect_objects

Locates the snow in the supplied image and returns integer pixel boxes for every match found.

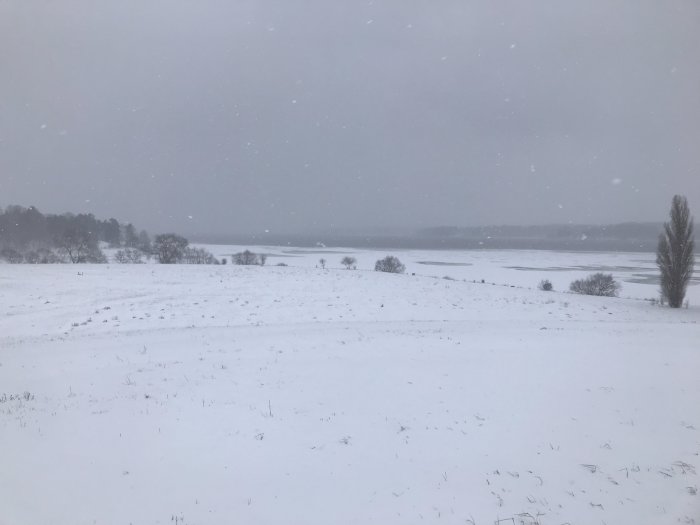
[1,248,698,524]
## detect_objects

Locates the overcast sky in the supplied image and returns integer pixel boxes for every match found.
[1,1,698,235]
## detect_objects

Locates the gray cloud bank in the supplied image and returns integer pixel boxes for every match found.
[1,1,698,236]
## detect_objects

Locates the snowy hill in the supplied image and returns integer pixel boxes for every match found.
[1,261,698,524]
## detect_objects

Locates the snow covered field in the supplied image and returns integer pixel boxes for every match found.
[1,248,699,524]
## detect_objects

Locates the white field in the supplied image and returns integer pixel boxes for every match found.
[1,247,698,525]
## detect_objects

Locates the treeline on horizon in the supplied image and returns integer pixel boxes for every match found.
[0,205,151,263]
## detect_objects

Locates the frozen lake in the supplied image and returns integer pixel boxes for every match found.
[205,245,700,305]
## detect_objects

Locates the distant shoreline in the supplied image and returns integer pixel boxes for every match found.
[191,233,659,253]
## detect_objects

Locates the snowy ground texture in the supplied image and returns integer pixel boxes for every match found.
[1,247,699,525]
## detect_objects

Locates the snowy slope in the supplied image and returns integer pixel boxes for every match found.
[0,261,698,525]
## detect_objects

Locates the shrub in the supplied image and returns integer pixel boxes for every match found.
[341,256,357,270]
[154,234,189,264]
[114,248,145,264]
[233,250,267,266]
[0,247,24,263]
[374,255,405,274]
[24,248,64,264]
[538,279,553,291]
[569,273,620,297]
[181,247,219,265]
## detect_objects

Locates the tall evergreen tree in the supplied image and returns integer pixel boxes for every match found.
[656,195,695,307]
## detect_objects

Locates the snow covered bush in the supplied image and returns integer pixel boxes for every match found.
[154,234,188,264]
[23,248,64,264]
[374,255,405,274]
[114,248,145,264]
[234,250,265,265]
[0,247,23,263]
[341,256,357,269]
[181,247,219,265]
[569,273,620,297]
[538,279,553,291]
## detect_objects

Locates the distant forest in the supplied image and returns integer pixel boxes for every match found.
[0,205,151,263]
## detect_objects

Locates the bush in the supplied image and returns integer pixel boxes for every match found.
[0,247,24,263]
[569,273,620,297]
[181,247,219,265]
[24,248,64,264]
[538,279,553,291]
[154,234,189,264]
[114,248,145,264]
[234,250,265,266]
[341,256,357,270]
[374,255,405,274]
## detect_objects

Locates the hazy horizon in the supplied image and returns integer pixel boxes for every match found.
[2,1,699,236]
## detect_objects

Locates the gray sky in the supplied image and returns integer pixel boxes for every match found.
[1,1,699,235]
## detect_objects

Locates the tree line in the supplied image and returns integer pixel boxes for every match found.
[0,205,151,263]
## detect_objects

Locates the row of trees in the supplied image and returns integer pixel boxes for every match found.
[0,205,150,250]
[0,205,152,264]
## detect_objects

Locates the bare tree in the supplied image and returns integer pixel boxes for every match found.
[656,195,695,307]
[341,256,357,270]
[569,273,620,297]
[114,248,145,264]
[181,247,219,264]
[374,255,405,274]
[57,227,105,263]
[154,234,189,264]
[234,250,260,265]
